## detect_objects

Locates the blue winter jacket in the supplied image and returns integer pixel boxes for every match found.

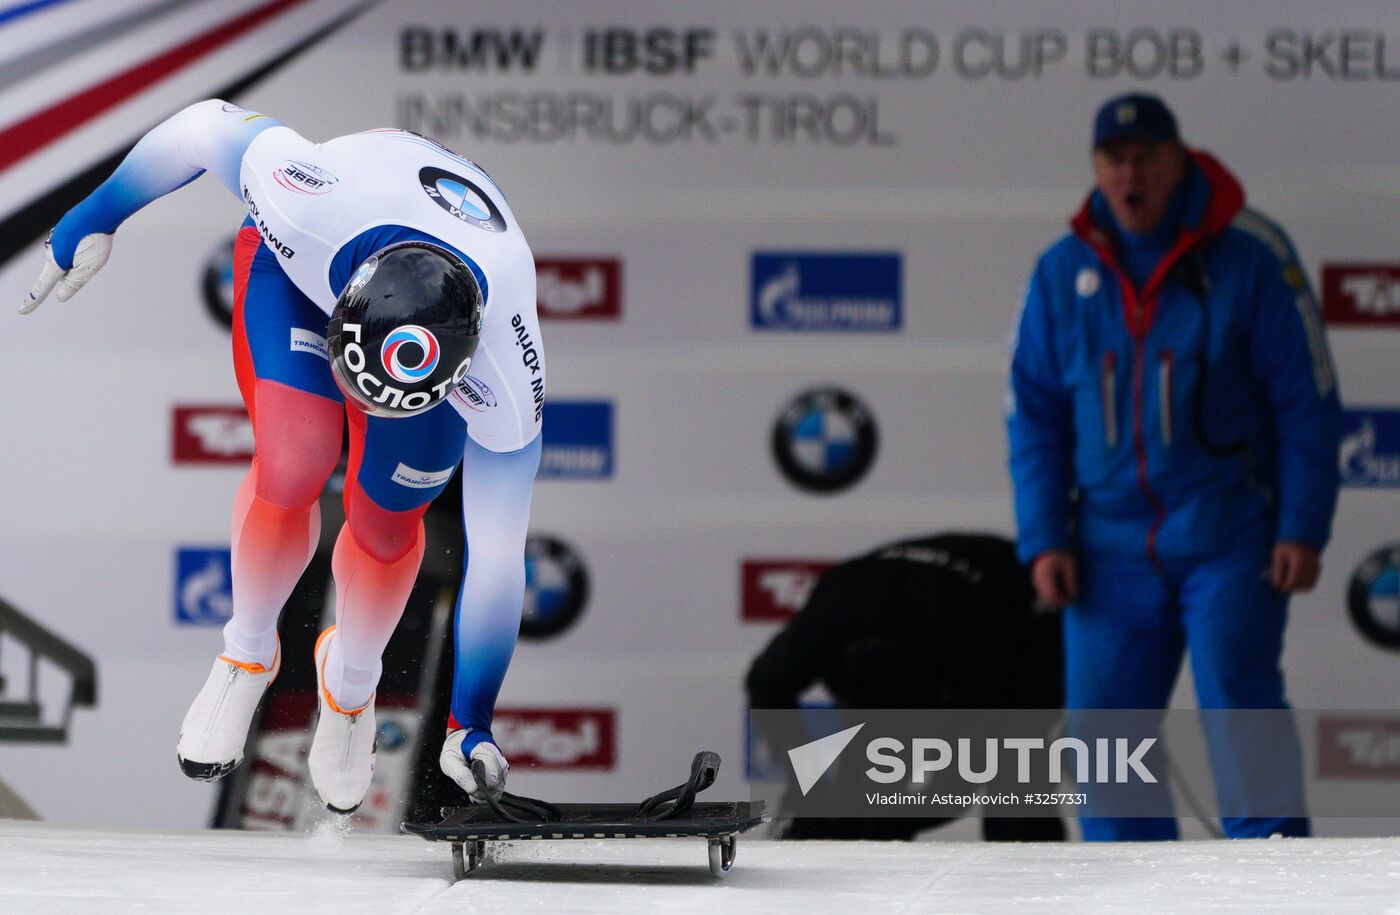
[1007,151,1341,564]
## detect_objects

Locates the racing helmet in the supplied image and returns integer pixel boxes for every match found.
[327,241,483,417]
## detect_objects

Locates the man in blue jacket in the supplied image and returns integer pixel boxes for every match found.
[1007,94,1340,841]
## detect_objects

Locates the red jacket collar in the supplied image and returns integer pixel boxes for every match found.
[1070,149,1244,253]
[1069,150,1245,335]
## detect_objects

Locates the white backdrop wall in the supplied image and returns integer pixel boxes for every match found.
[1,0,1399,831]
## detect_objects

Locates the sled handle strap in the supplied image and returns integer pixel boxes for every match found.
[471,758,562,824]
[636,751,721,820]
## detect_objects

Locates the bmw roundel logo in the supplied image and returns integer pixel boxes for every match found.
[201,234,238,331]
[521,535,589,640]
[419,166,507,233]
[1349,545,1400,650]
[346,255,377,295]
[771,387,878,494]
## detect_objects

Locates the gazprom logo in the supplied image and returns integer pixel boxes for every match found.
[751,252,901,332]
[175,547,233,625]
[1340,409,1400,488]
[539,401,613,479]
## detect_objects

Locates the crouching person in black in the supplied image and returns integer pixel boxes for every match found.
[746,533,1065,841]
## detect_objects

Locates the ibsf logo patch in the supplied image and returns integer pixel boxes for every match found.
[493,708,616,769]
[419,166,507,232]
[1349,544,1400,650]
[521,535,589,640]
[1339,409,1400,487]
[539,401,614,479]
[451,376,498,413]
[742,560,836,622]
[175,547,233,625]
[771,387,878,493]
[751,252,901,332]
[1321,264,1400,326]
[535,258,622,320]
[201,234,238,330]
[272,159,338,195]
[172,406,254,464]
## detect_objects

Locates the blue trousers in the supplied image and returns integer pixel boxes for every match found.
[1065,537,1309,840]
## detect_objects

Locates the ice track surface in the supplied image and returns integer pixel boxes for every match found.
[3,820,1400,913]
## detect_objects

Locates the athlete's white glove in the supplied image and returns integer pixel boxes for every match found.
[20,232,112,314]
[440,728,509,804]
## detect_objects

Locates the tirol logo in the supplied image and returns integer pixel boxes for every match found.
[1348,544,1400,650]
[1321,264,1400,326]
[380,325,441,384]
[175,547,233,625]
[540,400,613,479]
[1317,716,1400,778]
[521,534,589,640]
[201,234,237,330]
[420,166,507,232]
[742,560,836,622]
[1339,409,1400,487]
[272,159,338,195]
[536,258,622,320]
[172,406,254,464]
[771,387,878,493]
[751,252,901,332]
[493,708,616,769]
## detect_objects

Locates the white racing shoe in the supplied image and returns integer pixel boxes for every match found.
[440,729,509,804]
[176,642,280,781]
[307,627,377,814]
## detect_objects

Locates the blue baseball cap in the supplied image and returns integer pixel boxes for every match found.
[1093,93,1180,148]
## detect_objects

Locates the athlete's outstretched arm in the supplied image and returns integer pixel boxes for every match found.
[20,99,281,312]
[449,435,541,752]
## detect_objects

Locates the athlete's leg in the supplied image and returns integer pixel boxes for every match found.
[308,400,467,811]
[178,225,342,778]
[224,223,344,666]
[322,402,468,708]
[315,402,462,710]
[1182,538,1308,838]
[1066,548,1184,841]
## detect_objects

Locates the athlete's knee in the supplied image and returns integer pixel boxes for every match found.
[250,382,343,508]
[350,516,422,565]
[345,490,425,564]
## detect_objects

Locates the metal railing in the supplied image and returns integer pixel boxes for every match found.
[0,597,97,743]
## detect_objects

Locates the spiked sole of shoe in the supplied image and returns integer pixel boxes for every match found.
[177,753,240,782]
